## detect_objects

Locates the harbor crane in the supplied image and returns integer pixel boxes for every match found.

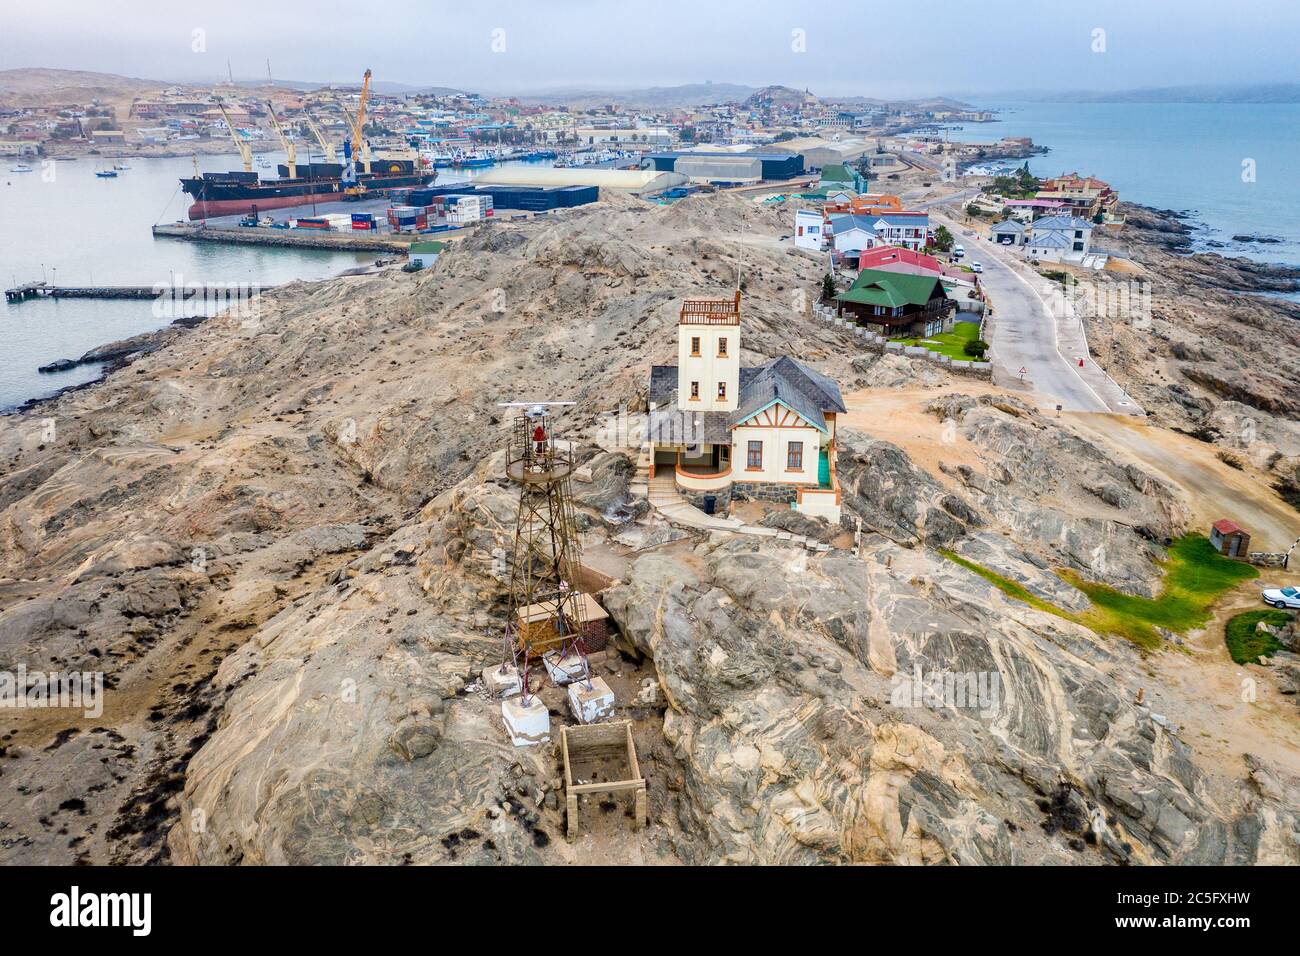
[214,97,253,173]
[342,69,373,176]
[264,101,297,178]
[301,111,336,164]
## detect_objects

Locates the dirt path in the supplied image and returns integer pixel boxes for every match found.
[1140,577,1300,804]
[1070,412,1300,552]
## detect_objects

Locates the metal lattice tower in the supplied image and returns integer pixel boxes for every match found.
[499,403,589,700]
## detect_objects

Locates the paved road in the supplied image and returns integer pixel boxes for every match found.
[933,214,1111,412]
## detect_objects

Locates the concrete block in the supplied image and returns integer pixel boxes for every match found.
[502,695,551,746]
[543,648,590,686]
[568,677,616,724]
[481,664,522,699]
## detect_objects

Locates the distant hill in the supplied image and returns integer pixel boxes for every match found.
[230,78,470,96]
[742,85,819,109]
[0,68,162,107]
[967,83,1300,104]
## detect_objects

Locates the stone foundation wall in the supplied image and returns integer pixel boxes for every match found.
[680,484,732,516]
[1249,551,1290,568]
[810,302,993,380]
[732,481,798,504]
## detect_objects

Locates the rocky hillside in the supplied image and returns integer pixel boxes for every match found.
[1,193,1297,865]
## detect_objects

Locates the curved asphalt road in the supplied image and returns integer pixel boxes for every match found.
[934,213,1111,413]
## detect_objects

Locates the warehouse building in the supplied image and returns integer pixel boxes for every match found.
[647,151,805,181]
[673,154,763,184]
[764,137,871,171]
[474,166,687,196]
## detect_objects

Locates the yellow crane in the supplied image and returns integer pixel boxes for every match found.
[214,97,253,173]
[344,68,373,175]
[301,111,336,164]
[264,101,297,178]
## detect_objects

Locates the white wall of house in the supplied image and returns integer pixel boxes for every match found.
[677,322,740,414]
[794,210,827,251]
[734,415,822,484]
[832,227,878,253]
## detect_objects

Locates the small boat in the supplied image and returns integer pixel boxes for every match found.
[95,169,118,178]
[112,163,131,170]
[9,163,33,173]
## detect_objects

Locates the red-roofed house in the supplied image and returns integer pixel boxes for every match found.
[1210,519,1250,559]
[854,246,944,278]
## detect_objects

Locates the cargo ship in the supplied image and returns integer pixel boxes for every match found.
[180,158,433,220]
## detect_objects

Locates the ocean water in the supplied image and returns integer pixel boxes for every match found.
[945,102,1300,267]
[0,151,539,412]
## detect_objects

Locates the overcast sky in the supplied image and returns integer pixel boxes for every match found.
[3,0,1298,99]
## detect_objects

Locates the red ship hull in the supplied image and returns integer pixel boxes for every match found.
[187,191,347,220]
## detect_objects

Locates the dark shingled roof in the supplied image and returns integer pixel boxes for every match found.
[734,356,847,433]
[648,356,846,438]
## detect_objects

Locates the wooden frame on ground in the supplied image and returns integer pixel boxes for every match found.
[560,720,647,840]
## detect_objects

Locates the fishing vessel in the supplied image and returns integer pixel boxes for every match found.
[95,169,119,178]
[9,163,33,173]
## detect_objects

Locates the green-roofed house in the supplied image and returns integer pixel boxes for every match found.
[835,267,953,337]
[818,162,868,195]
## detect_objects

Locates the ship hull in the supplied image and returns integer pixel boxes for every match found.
[182,171,432,220]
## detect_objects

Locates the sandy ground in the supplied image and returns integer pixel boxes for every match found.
[839,384,1002,483]
[839,383,1300,804]
[1071,413,1300,552]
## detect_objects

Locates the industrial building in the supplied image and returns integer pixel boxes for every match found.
[403,183,599,212]
[672,154,763,185]
[474,166,687,196]
[647,151,805,182]
[764,137,872,171]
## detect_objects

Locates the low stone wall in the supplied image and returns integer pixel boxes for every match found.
[733,481,798,504]
[1249,551,1290,569]
[680,484,732,516]
[811,302,992,379]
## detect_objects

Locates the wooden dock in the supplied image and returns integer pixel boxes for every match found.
[5,283,164,304]
[151,222,417,253]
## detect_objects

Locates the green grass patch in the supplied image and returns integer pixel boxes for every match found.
[939,549,1076,622]
[1224,610,1292,665]
[894,321,981,360]
[941,536,1258,651]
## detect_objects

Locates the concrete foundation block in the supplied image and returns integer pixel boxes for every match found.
[481,664,522,700]
[568,677,616,724]
[543,648,589,686]
[502,695,551,747]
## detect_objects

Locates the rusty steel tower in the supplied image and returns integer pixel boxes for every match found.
[497,402,589,701]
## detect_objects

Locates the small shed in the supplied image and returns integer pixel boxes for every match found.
[516,592,610,653]
[1209,519,1250,559]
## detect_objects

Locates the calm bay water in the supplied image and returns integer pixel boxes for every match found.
[0,150,381,411]
[947,102,1300,266]
[0,149,554,411]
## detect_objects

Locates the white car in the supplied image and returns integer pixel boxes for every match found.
[1262,585,1300,609]
[952,245,965,259]
[971,262,983,273]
